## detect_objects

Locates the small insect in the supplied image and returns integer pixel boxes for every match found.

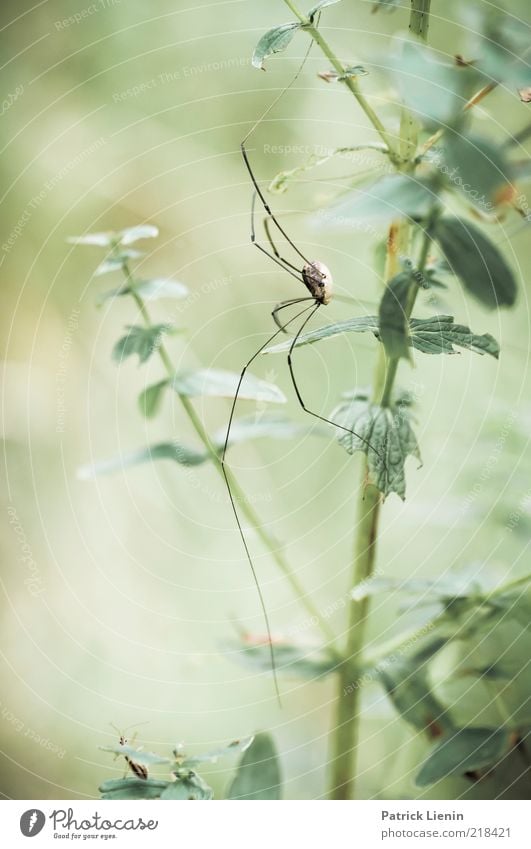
[111,723,149,780]
[221,33,383,700]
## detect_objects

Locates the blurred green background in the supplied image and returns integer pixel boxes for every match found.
[1,0,531,800]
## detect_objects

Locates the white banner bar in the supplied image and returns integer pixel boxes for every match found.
[1,799,529,848]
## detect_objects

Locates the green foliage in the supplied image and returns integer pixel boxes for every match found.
[378,270,414,361]
[227,634,338,680]
[325,174,438,226]
[112,324,175,365]
[172,368,286,403]
[68,225,159,247]
[330,389,421,499]
[433,217,517,309]
[441,133,513,208]
[252,23,301,70]
[99,778,170,800]
[415,727,511,787]
[467,6,531,88]
[308,0,342,22]
[100,277,188,304]
[77,442,208,480]
[227,733,282,800]
[409,316,500,357]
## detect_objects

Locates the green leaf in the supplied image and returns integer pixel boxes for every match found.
[94,250,143,276]
[99,777,169,800]
[161,772,213,800]
[415,727,511,787]
[252,23,301,70]
[112,324,174,365]
[330,389,421,499]
[466,7,531,89]
[379,271,413,361]
[379,659,453,736]
[308,0,341,22]
[384,40,476,127]
[99,744,170,766]
[172,368,286,403]
[212,413,325,450]
[438,133,514,209]
[67,232,115,247]
[263,316,379,354]
[119,224,159,245]
[178,737,254,768]
[77,442,208,480]
[324,174,438,227]
[410,316,500,357]
[227,635,337,680]
[227,733,282,800]
[138,380,169,418]
[433,217,517,309]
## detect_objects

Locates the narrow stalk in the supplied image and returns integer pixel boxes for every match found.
[327,0,432,800]
[119,260,339,650]
[282,0,400,161]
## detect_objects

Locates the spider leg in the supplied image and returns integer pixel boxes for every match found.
[263,215,303,274]
[242,140,312,265]
[272,297,314,331]
[286,307,388,462]
[221,300,317,704]
[249,192,303,284]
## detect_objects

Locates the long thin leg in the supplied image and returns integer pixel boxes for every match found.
[287,306,388,460]
[221,301,317,704]
[272,297,314,331]
[242,140,313,266]
[263,215,303,274]
[250,192,304,285]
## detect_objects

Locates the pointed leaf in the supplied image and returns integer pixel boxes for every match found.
[330,389,421,499]
[263,316,379,353]
[323,175,438,228]
[172,369,286,403]
[99,777,169,800]
[466,7,531,89]
[415,727,511,787]
[252,23,301,71]
[67,232,114,247]
[434,217,517,309]
[138,380,169,418]
[77,442,208,479]
[119,224,159,245]
[228,733,282,800]
[380,659,453,736]
[379,271,413,360]
[410,315,499,357]
[112,324,174,365]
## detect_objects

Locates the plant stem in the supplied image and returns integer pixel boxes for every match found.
[326,0,432,800]
[282,0,400,162]
[119,261,339,651]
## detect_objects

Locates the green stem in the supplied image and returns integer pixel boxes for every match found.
[119,260,339,651]
[282,0,400,162]
[326,0,432,800]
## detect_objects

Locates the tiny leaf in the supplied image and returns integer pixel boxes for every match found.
[94,250,143,276]
[138,380,170,418]
[228,733,282,800]
[330,389,421,499]
[99,744,170,766]
[434,217,517,309]
[67,232,114,247]
[172,369,286,403]
[379,271,414,360]
[252,23,301,71]
[112,324,174,365]
[77,442,208,479]
[415,727,511,787]
[119,224,159,245]
[180,737,254,768]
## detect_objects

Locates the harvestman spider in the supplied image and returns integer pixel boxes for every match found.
[220,49,383,700]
